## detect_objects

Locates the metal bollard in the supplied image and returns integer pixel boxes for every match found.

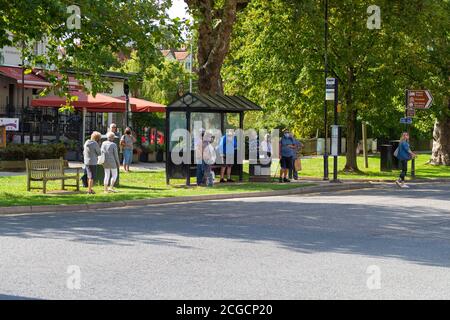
[411,158,415,178]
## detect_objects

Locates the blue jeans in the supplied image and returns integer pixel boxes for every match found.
[123,149,133,165]
[399,160,408,181]
[196,162,205,185]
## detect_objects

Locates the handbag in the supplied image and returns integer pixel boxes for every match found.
[294,158,302,171]
[393,147,399,158]
[97,153,105,165]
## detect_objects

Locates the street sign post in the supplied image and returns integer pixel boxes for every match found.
[407,90,433,109]
[326,78,336,101]
[400,117,413,125]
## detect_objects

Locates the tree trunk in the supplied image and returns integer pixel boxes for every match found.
[344,67,360,172]
[187,0,240,95]
[345,107,359,172]
[430,111,450,165]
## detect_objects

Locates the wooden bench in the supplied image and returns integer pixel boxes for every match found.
[26,157,81,194]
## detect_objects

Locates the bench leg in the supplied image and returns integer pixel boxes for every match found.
[43,180,47,194]
[27,179,31,192]
[62,179,65,191]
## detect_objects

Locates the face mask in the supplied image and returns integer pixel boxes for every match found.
[284,133,290,138]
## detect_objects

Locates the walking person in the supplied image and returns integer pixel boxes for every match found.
[101,132,121,193]
[395,132,416,188]
[83,131,101,194]
[120,127,136,172]
[279,129,296,183]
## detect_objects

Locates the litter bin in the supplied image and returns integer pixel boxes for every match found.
[380,144,393,172]
[390,140,400,170]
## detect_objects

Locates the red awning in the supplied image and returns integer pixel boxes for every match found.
[116,96,166,113]
[0,66,82,90]
[0,66,51,89]
[32,91,131,112]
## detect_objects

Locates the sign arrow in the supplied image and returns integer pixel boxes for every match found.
[408,90,433,109]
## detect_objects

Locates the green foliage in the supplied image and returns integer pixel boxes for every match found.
[0,0,185,95]
[0,143,67,161]
[223,0,449,141]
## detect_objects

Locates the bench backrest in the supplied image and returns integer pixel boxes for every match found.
[26,158,65,179]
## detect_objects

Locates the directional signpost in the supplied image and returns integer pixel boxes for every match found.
[407,90,433,110]
[403,90,432,178]
[403,89,433,124]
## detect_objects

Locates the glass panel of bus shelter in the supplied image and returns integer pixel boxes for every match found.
[190,112,221,148]
[169,111,187,152]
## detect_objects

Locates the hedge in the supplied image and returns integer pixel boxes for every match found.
[0,144,67,161]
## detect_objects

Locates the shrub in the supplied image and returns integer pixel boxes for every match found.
[0,143,67,161]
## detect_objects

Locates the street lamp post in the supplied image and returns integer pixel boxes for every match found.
[323,0,329,180]
[124,80,130,128]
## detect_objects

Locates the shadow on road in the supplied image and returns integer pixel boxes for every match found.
[1,183,449,268]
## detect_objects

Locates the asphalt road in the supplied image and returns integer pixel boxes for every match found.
[1,183,450,300]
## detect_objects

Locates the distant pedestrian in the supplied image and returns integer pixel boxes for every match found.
[289,134,303,180]
[218,129,237,183]
[202,132,216,186]
[279,129,296,183]
[120,127,136,172]
[395,132,416,188]
[83,131,101,194]
[195,128,206,186]
[101,132,121,193]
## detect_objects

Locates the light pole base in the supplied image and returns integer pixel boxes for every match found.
[323,153,329,181]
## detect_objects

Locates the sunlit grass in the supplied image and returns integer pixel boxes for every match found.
[0,169,310,207]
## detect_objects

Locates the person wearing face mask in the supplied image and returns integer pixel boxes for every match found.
[279,129,296,183]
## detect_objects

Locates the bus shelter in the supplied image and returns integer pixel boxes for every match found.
[165,93,262,185]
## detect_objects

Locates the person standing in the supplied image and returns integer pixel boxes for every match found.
[83,131,101,194]
[120,127,136,172]
[195,128,206,186]
[218,129,237,183]
[279,129,296,183]
[395,132,416,188]
[289,134,303,180]
[101,132,121,193]
[202,132,216,186]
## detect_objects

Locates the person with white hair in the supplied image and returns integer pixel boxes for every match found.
[101,131,121,193]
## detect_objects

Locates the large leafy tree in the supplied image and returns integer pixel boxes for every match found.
[186,0,249,94]
[0,0,183,95]
[224,0,449,171]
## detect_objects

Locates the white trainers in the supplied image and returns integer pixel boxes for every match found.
[401,184,410,189]
[395,180,402,188]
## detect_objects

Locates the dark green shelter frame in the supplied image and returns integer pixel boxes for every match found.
[165,93,262,185]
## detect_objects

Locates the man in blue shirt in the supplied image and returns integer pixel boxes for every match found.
[218,129,237,183]
[279,129,296,183]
